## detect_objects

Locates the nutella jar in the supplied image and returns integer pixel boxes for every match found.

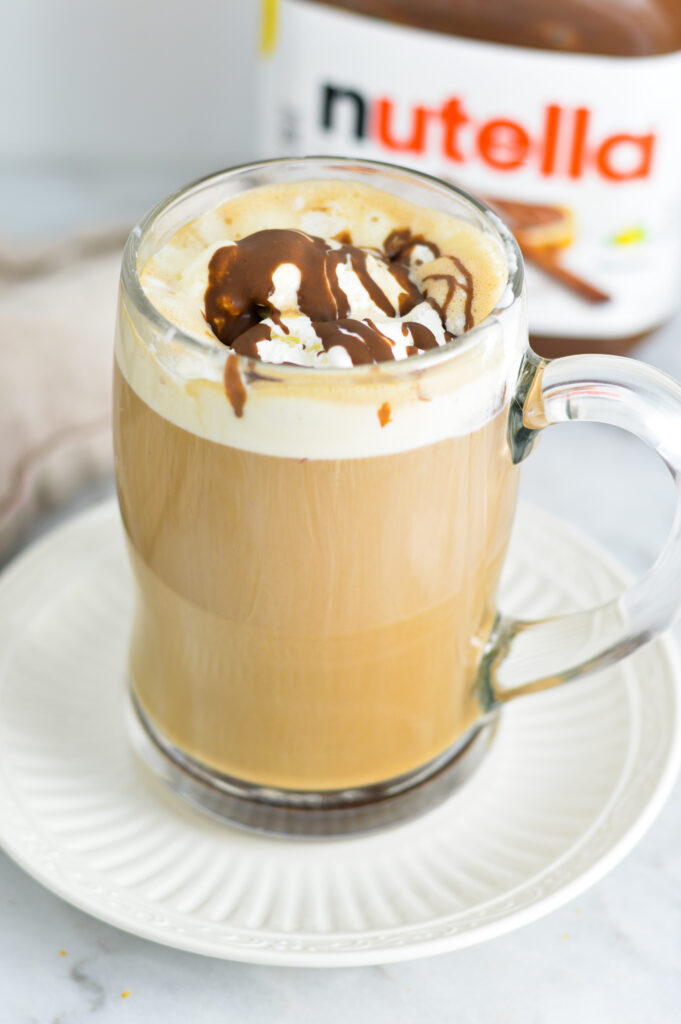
[258,0,681,356]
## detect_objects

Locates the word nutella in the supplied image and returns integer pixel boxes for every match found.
[259,0,681,356]
[323,87,655,181]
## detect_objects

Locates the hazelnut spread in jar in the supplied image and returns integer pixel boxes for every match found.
[258,0,681,357]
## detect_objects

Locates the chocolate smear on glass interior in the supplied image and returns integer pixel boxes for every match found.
[223,352,248,418]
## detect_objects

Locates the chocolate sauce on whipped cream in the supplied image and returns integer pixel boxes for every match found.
[139,178,509,421]
[383,228,439,267]
[422,258,474,334]
[204,227,462,367]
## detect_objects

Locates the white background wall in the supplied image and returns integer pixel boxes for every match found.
[1,0,259,236]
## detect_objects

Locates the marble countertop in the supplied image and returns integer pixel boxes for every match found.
[3,293,681,1021]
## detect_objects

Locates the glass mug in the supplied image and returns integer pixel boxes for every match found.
[114,158,681,835]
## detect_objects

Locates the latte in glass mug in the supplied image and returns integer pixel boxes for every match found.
[114,168,520,809]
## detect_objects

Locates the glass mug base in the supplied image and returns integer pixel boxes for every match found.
[127,689,497,837]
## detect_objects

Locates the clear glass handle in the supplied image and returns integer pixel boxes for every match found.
[478,351,681,710]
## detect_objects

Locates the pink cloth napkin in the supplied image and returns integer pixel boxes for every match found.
[0,229,127,558]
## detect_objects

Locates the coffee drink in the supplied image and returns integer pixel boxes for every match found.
[114,172,524,791]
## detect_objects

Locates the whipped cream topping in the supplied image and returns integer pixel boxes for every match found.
[122,178,524,458]
[142,189,508,371]
[201,227,454,368]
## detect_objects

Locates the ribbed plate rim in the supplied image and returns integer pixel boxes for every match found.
[0,499,679,967]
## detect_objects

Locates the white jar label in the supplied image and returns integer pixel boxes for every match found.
[259,0,681,341]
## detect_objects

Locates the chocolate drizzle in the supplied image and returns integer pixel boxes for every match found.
[269,309,290,334]
[231,322,271,358]
[316,319,395,363]
[205,224,471,373]
[422,256,475,333]
[205,229,422,346]
[402,321,439,351]
[384,228,440,267]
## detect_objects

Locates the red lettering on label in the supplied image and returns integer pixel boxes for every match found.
[327,84,657,181]
[477,119,530,171]
[569,108,589,179]
[374,98,435,152]
[540,105,561,176]
[440,98,470,162]
[596,133,655,181]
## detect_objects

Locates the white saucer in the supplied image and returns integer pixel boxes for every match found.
[0,500,679,966]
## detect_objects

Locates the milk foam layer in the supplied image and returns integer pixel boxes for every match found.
[117,179,526,458]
